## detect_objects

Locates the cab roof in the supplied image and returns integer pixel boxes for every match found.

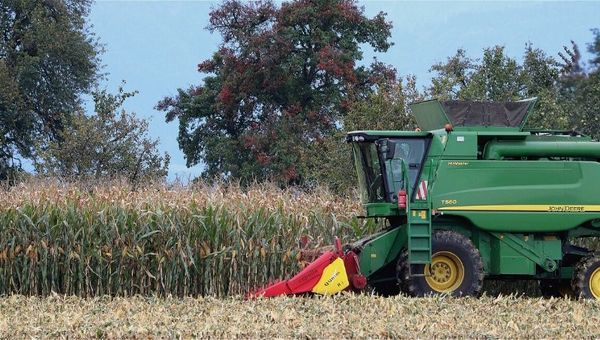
[346,130,431,142]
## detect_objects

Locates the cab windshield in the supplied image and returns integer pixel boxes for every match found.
[353,142,385,203]
[352,137,428,204]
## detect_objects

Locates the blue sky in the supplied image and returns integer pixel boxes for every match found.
[89,1,600,180]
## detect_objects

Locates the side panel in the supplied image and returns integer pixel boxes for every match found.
[489,234,561,275]
[433,222,563,276]
[442,132,478,159]
[358,227,406,277]
[491,239,536,274]
[432,160,600,232]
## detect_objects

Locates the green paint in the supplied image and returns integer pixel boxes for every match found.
[433,160,600,232]
[358,227,406,275]
[408,209,432,264]
[490,233,557,273]
[364,203,399,217]
[346,99,600,285]
[484,140,600,159]
[442,132,478,159]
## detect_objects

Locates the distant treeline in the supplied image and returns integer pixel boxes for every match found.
[1,0,599,194]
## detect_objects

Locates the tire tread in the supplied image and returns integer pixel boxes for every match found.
[397,230,484,297]
[572,254,600,299]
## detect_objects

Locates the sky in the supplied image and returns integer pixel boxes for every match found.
[89,1,600,180]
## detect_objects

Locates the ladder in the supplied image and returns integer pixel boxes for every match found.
[405,160,433,275]
[407,205,432,273]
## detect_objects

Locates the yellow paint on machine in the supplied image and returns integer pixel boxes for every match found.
[438,205,600,213]
[311,258,349,295]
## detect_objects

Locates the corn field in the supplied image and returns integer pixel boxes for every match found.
[0,180,377,297]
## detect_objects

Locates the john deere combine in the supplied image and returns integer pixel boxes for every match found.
[252,98,600,299]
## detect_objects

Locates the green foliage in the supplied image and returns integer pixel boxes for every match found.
[344,77,421,132]
[158,0,394,185]
[303,77,421,193]
[574,72,600,139]
[562,29,600,139]
[35,86,170,185]
[550,30,600,139]
[0,0,100,179]
[429,45,567,130]
[460,47,523,101]
[589,29,600,68]
[428,49,474,101]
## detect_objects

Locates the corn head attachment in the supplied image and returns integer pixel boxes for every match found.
[248,238,366,298]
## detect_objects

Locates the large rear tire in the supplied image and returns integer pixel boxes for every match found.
[572,255,600,300]
[398,230,484,297]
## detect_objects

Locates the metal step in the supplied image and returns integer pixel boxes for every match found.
[407,208,432,269]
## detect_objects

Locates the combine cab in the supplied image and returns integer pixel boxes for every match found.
[251,98,600,299]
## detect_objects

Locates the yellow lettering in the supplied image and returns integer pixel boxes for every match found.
[548,205,585,212]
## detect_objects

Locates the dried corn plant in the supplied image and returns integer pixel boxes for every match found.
[0,179,377,297]
[1,294,599,338]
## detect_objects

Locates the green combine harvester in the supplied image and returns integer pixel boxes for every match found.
[252,98,600,300]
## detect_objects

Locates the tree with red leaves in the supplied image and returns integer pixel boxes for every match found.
[157,0,394,184]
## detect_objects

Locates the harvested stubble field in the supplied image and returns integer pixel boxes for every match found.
[0,294,599,338]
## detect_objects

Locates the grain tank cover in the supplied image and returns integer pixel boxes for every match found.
[409,98,537,131]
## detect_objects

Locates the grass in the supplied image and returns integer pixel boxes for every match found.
[0,294,598,338]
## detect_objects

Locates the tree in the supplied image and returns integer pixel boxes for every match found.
[573,71,600,139]
[521,44,565,129]
[428,45,566,129]
[36,86,170,185]
[0,0,100,180]
[428,49,475,101]
[589,29,600,68]
[559,29,600,138]
[303,76,422,193]
[157,0,394,185]
[555,42,584,134]
[343,76,421,132]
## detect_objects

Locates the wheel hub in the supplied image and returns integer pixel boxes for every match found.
[430,262,452,283]
[590,267,600,299]
[425,251,465,293]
